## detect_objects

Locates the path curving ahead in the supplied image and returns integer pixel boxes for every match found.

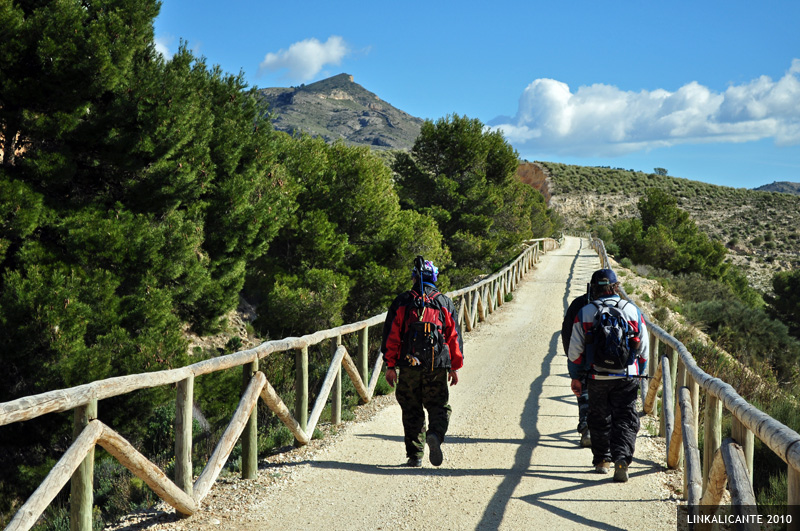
[141,237,680,530]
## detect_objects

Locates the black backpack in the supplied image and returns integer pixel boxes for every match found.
[589,300,635,373]
[402,292,445,370]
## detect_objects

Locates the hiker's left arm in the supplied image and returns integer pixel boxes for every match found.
[448,369,459,386]
[442,302,463,370]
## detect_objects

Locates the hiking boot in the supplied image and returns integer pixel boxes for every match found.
[405,456,422,467]
[613,459,629,482]
[427,432,443,467]
[594,461,611,474]
[580,428,591,448]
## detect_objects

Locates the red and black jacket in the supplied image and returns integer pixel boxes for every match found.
[380,285,464,370]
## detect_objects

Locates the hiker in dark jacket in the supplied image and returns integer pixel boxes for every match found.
[562,292,590,447]
[568,268,649,482]
[380,258,463,467]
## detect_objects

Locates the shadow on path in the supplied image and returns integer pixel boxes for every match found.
[471,331,558,529]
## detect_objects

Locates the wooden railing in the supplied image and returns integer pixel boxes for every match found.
[0,237,560,531]
[591,238,800,515]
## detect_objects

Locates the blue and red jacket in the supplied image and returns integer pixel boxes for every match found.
[380,284,464,370]
[567,295,649,380]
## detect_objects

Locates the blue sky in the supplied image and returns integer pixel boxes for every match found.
[154,0,800,190]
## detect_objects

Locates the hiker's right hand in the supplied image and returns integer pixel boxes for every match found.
[385,367,397,387]
[570,378,582,397]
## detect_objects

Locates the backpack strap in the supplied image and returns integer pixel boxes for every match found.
[402,289,441,331]
[595,298,628,310]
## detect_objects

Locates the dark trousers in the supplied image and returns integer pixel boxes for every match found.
[577,386,589,433]
[395,367,451,458]
[587,378,640,466]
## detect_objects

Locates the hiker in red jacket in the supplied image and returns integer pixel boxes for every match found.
[380,257,463,467]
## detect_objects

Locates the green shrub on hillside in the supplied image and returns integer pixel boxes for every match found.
[542,162,800,278]
[684,299,799,387]
[611,189,728,279]
[771,269,800,336]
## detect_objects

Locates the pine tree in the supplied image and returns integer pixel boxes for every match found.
[392,114,534,286]
[0,2,296,514]
[249,136,448,338]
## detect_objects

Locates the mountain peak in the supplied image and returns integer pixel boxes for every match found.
[753,181,800,195]
[258,73,422,150]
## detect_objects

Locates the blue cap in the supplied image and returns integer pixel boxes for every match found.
[591,268,618,286]
[411,260,438,283]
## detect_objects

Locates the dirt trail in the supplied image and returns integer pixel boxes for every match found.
[126,237,680,530]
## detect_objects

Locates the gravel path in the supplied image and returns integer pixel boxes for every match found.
[111,237,681,530]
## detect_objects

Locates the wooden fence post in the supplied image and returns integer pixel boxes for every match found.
[650,337,664,436]
[649,333,658,380]
[678,388,702,505]
[358,327,369,402]
[688,373,699,449]
[464,292,474,331]
[70,399,97,531]
[666,345,678,412]
[676,358,686,390]
[241,359,258,479]
[175,375,194,495]
[661,356,674,459]
[731,417,754,487]
[295,346,308,444]
[332,336,342,425]
[675,361,685,468]
[668,384,684,471]
[789,465,800,506]
[703,394,722,491]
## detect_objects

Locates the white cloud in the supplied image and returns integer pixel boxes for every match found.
[154,35,173,59]
[259,36,349,82]
[490,59,800,157]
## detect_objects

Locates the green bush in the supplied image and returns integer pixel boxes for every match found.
[772,269,800,336]
[684,300,800,386]
[622,282,635,294]
[260,426,295,454]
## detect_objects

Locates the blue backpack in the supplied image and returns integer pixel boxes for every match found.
[589,300,635,373]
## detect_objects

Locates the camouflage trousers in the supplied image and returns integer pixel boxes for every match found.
[395,366,452,459]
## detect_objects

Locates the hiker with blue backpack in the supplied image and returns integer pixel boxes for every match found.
[380,257,464,467]
[567,269,649,482]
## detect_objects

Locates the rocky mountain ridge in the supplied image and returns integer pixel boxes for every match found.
[257,73,423,150]
[753,181,800,195]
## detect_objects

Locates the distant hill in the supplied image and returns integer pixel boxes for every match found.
[257,73,423,151]
[753,181,800,195]
[540,162,800,293]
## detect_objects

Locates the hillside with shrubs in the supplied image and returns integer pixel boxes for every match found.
[541,162,800,293]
